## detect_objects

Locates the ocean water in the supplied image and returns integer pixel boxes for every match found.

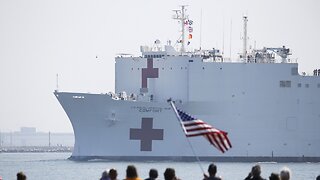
[0,153,319,180]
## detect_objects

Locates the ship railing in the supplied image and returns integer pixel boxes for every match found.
[107,92,139,101]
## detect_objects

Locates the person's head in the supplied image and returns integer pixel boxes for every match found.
[269,173,280,180]
[149,168,158,179]
[126,165,138,178]
[208,163,217,176]
[17,172,27,180]
[164,168,176,180]
[109,168,118,180]
[251,164,261,177]
[100,170,109,180]
[316,175,320,180]
[280,167,290,180]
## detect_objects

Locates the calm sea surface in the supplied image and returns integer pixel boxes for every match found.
[0,153,319,180]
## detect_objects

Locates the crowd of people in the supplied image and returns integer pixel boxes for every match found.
[97,164,320,180]
[7,164,320,180]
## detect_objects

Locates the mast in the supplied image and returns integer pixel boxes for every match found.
[49,131,51,147]
[229,19,232,60]
[0,129,2,148]
[56,74,59,91]
[242,15,248,62]
[173,5,188,53]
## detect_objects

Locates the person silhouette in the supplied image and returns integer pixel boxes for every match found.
[203,163,221,180]
[164,168,179,180]
[244,165,266,180]
[109,168,118,180]
[269,173,279,180]
[145,169,158,180]
[280,168,291,180]
[125,165,141,180]
[17,172,27,180]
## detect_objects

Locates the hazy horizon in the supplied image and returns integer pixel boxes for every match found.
[1,0,319,133]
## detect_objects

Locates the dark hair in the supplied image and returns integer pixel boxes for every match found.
[208,163,217,176]
[17,172,27,180]
[280,168,290,180]
[109,169,118,180]
[164,168,176,180]
[100,170,109,180]
[252,165,261,177]
[316,175,320,180]
[149,168,158,178]
[126,165,138,178]
[269,173,280,180]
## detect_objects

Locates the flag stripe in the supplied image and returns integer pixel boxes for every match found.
[176,108,232,153]
[217,133,228,152]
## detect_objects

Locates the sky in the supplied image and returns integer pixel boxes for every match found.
[0,0,319,133]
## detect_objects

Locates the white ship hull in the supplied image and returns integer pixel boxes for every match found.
[54,61,320,161]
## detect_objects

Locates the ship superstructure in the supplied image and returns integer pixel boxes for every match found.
[55,6,320,161]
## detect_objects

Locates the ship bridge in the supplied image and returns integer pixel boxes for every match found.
[140,43,180,58]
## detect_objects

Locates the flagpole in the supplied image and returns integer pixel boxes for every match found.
[168,99,205,174]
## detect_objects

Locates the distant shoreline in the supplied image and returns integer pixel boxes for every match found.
[0,146,73,153]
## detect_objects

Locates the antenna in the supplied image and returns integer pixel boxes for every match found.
[56,74,59,91]
[222,16,225,55]
[242,15,248,62]
[10,131,12,146]
[0,129,2,148]
[229,19,232,60]
[49,131,51,147]
[172,5,188,53]
[199,9,203,50]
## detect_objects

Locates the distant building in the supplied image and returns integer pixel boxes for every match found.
[0,127,74,147]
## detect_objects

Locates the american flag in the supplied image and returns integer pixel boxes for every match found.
[176,108,232,153]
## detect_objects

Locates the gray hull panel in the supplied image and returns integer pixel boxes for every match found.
[68,155,320,162]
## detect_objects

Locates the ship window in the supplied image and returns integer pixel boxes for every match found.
[138,68,140,70]
[162,67,164,70]
[305,84,309,88]
[202,67,205,70]
[318,83,320,88]
[298,83,301,88]
[170,67,172,70]
[189,60,193,62]
[280,80,291,88]
[131,68,133,70]
[285,81,291,87]
[181,67,183,70]
[72,95,85,99]
[291,67,298,75]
